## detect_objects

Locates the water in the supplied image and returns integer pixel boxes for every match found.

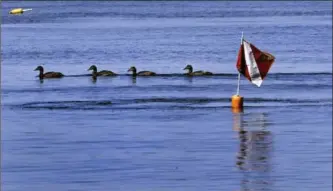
[1,1,332,191]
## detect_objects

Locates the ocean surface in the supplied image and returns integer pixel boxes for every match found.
[1,1,332,191]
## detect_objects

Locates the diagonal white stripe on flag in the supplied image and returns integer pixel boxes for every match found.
[243,41,263,87]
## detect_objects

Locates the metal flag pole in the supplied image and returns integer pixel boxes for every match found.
[236,71,241,96]
[236,32,244,96]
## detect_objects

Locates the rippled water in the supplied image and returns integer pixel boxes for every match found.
[1,1,332,191]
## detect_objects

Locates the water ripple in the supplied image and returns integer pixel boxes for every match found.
[7,97,331,111]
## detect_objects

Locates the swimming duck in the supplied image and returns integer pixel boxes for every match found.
[183,64,213,76]
[34,65,64,79]
[87,65,117,77]
[127,66,156,77]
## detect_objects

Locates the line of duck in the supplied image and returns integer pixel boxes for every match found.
[34,64,214,80]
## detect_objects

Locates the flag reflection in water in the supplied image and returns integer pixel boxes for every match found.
[233,112,274,191]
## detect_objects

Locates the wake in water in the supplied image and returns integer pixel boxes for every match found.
[10,97,332,111]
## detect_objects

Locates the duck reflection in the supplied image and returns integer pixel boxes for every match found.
[182,75,193,83]
[131,76,137,84]
[233,112,273,190]
[90,76,97,84]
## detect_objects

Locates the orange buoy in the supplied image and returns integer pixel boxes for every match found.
[231,106,243,114]
[231,94,244,113]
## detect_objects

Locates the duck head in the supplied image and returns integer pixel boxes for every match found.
[127,66,137,76]
[34,65,44,79]
[127,66,136,72]
[183,64,193,73]
[88,65,97,72]
[34,65,44,72]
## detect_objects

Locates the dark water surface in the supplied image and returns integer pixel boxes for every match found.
[1,1,332,191]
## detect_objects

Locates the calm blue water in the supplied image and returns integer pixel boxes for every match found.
[1,1,332,191]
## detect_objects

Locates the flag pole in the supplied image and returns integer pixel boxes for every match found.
[236,32,243,95]
[236,73,241,95]
[231,32,244,113]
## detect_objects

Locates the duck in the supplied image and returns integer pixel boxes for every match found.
[127,66,156,77]
[87,65,117,77]
[34,65,64,79]
[183,64,213,76]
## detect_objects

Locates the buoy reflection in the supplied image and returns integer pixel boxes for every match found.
[233,112,274,190]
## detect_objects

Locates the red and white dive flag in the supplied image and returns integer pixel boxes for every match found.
[236,39,275,87]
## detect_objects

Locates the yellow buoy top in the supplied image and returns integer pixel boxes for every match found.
[9,8,24,15]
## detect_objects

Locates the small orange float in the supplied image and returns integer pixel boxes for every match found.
[231,94,244,113]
